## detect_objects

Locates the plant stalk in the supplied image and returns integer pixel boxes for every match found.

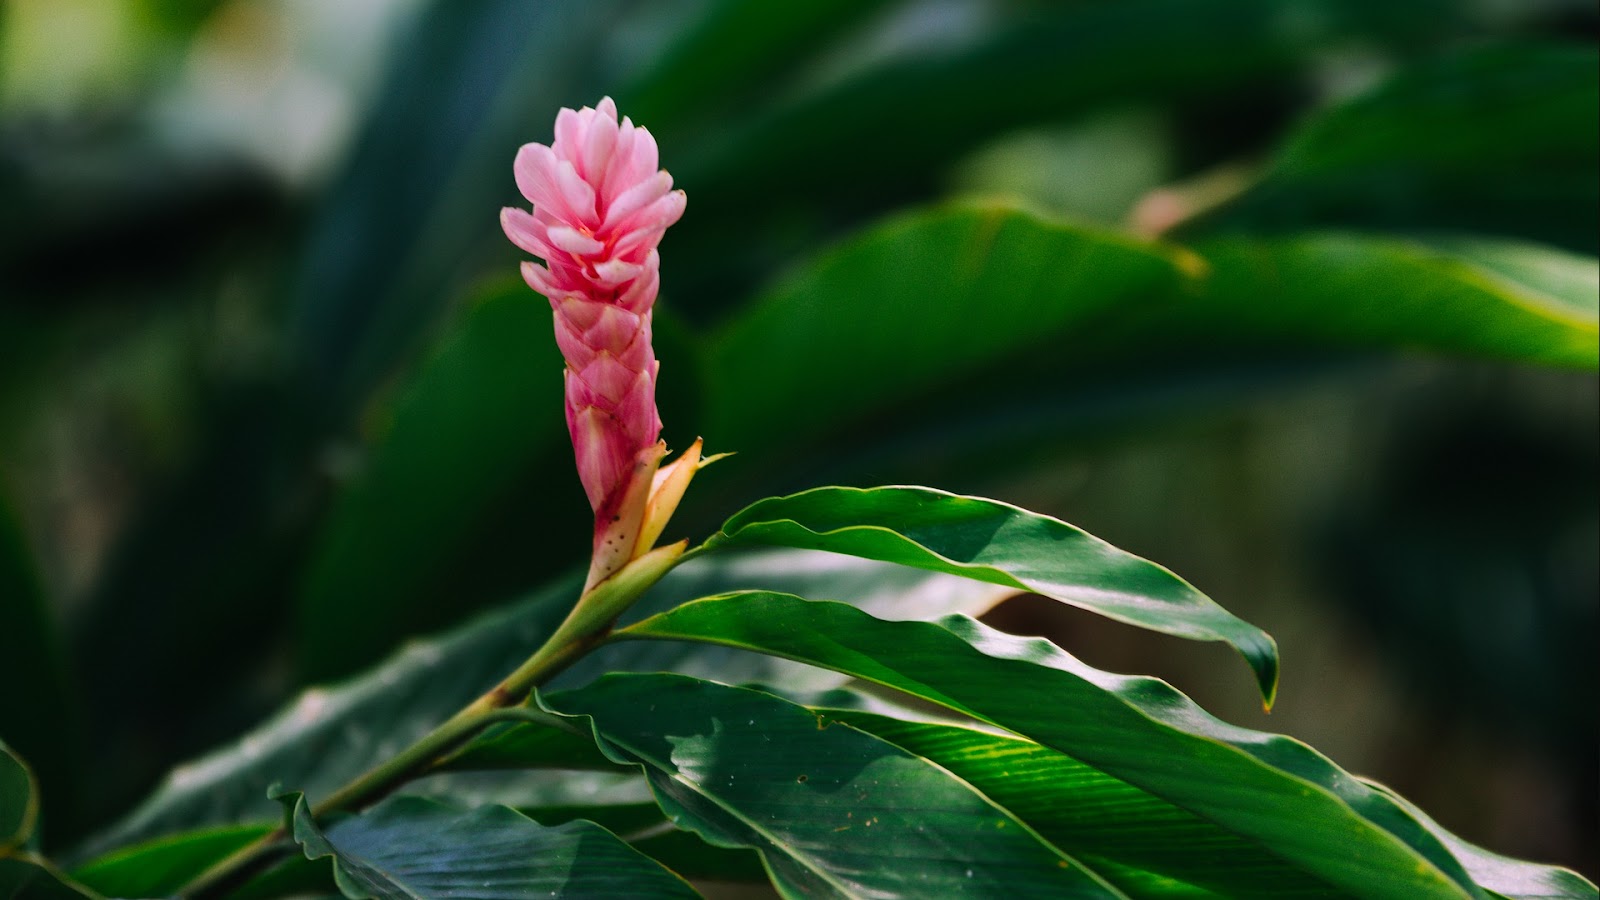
[178,543,686,899]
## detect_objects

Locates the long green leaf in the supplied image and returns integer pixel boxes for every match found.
[703,485,1278,703]
[277,792,698,899]
[69,825,269,899]
[614,592,1567,900]
[74,549,1011,863]
[1188,234,1598,369]
[515,802,766,883]
[547,673,1128,899]
[1357,780,1597,900]
[704,204,1185,456]
[821,709,1335,897]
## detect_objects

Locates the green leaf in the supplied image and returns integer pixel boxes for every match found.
[432,716,628,774]
[704,485,1279,704]
[615,593,1533,900]
[703,204,1185,457]
[517,802,766,883]
[74,549,1010,862]
[276,791,699,899]
[68,824,270,899]
[1357,780,1598,900]
[1203,43,1599,251]
[1189,233,1599,369]
[296,278,569,681]
[547,673,1129,898]
[820,708,1338,897]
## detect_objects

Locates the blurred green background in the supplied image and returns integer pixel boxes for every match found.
[0,0,1594,880]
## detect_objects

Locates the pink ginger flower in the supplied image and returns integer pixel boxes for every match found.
[502,97,698,589]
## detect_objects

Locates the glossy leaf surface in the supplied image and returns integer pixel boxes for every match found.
[705,485,1278,702]
[615,593,1560,900]
[68,825,268,899]
[548,673,1126,898]
[822,709,1335,897]
[278,792,698,899]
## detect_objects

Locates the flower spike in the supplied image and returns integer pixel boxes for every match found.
[503,97,695,589]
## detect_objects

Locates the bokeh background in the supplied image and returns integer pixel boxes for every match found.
[1,0,1595,881]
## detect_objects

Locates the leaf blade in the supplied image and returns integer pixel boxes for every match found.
[547,673,1129,899]
[277,791,699,900]
[615,593,1491,900]
[706,485,1279,703]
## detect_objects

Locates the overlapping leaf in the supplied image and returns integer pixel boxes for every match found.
[548,673,1127,898]
[277,792,697,899]
[613,593,1596,899]
[69,825,269,899]
[821,709,1334,897]
[704,485,1278,703]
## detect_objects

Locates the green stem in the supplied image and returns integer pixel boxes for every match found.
[178,544,687,899]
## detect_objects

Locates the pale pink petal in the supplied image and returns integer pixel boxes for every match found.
[501,207,556,258]
[554,160,598,225]
[600,119,639,205]
[513,144,570,216]
[591,258,643,287]
[615,124,659,190]
[601,170,673,232]
[546,225,605,256]
[553,107,584,161]
[614,255,660,313]
[520,260,560,298]
[611,194,686,257]
[580,121,616,194]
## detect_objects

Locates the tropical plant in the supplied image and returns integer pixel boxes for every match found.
[1,2,1595,898]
